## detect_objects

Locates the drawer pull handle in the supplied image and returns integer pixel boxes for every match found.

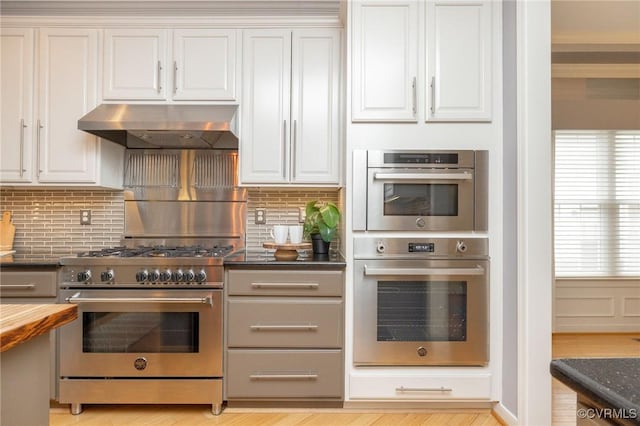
[251,282,319,289]
[0,284,36,289]
[250,325,318,331]
[396,386,453,392]
[250,373,318,380]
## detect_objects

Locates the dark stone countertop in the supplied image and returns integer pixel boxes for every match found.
[224,250,346,269]
[0,254,60,268]
[551,358,640,425]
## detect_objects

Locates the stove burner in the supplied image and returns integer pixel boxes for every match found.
[77,245,234,258]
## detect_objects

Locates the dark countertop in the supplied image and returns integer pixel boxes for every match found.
[224,250,346,269]
[551,358,640,425]
[0,255,60,268]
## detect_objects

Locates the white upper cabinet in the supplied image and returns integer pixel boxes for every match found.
[426,0,492,121]
[241,29,341,185]
[351,0,493,122]
[103,28,237,101]
[0,27,123,188]
[351,1,418,122]
[1,28,34,182]
[172,29,237,100]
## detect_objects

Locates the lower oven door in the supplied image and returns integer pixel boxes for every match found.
[353,259,488,366]
[59,288,222,377]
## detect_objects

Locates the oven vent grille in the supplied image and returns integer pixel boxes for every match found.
[124,152,179,188]
[193,152,238,188]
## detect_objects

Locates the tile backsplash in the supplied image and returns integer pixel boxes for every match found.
[0,189,124,258]
[0,187,342,257]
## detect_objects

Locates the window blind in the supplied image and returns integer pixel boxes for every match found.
[554,130,640,277]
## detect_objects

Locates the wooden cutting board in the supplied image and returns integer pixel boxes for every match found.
[0,211,15,251]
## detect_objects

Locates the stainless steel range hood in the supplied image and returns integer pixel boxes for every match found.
[78,104,239,149]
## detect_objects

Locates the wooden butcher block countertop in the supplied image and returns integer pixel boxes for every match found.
[0,304,77,352]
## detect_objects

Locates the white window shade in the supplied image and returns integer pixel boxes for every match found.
[554,130,640,277]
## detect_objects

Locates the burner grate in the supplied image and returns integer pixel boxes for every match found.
[77,245,234,258]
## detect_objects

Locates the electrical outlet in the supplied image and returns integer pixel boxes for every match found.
[255,208,266,225]
[80,209,91,225]
[298,207,306,223]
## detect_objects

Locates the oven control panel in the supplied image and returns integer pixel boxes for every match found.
[59,265,222,288]
[354,237,488,259]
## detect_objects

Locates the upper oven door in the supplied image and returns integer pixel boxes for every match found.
[353,259,488,366]
[59,289,222,378]
[367,168,475,231]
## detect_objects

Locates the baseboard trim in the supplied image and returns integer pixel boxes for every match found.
[492,402,517,425]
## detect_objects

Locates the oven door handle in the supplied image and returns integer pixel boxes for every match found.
[373,172,472,181]
[65,293,213,306]
[363,265,485,276]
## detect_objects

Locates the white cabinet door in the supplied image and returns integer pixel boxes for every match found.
[37,28,99,183]
[291,29,341,184]
[103,29,168,100]
[240,30,291,184]
[0,28,34,182]
[426,0,492,121]
[172,29,237,101]
[352,0,418,122]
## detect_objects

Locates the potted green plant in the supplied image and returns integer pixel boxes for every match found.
[303,200,341,255]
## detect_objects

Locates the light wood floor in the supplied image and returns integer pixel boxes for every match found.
[49,333,640,426]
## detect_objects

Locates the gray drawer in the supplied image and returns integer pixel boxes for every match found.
[0,271,57,298]
[227,270,343,297]
[227,298,343,348]
[226,349,343,399]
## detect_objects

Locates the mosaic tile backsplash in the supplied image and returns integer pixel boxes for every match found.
[0,189,124,258]
[0,187,342,257]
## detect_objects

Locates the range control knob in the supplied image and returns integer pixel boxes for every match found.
[376,241,386,254]
[159,269,172,282]
[172,269,184,282]
[416,217,426,228]
[195,269,207,283]
[456,241,468,253]
[100,269,115,282]
[77,270,92,283]
[149,269,160,282]
[184,269,195,282]
[136,270,149,283]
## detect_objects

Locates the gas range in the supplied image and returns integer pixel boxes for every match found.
[59,244,239,288]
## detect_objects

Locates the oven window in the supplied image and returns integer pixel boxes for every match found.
[82,312,199,353]
[377,281,467,341]
[383,184,458,216]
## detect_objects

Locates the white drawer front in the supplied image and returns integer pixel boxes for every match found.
[349,372,492,400]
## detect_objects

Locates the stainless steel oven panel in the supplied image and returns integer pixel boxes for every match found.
[366,168,476,231]
[353,259,488,366]
[124,200,246,238]
[59,288,222,377]
[367,150,476,168]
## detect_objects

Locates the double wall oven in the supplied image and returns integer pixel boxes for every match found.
[58,150,246,415]
[352,150,489,367]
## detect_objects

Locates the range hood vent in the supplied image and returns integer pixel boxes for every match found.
[78,104,239,149]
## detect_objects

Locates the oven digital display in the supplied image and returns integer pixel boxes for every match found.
[408,243,435,253]
[384,153,459,165]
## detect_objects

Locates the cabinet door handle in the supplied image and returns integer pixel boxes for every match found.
[173,61,178,94]
[430,76,435,115]
[283,119,287,179]
[19,118,26,177]
[250,324,318,331]
[250,373,318,380]
[157,61,162,93]
[251,282,319,289]
[292,119,297,179]
[396,386,453,392]
[0,284,36,290]
[36,119,43,176]
[412,77,417,115]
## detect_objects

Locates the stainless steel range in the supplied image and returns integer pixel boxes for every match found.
[58,149,246,415]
